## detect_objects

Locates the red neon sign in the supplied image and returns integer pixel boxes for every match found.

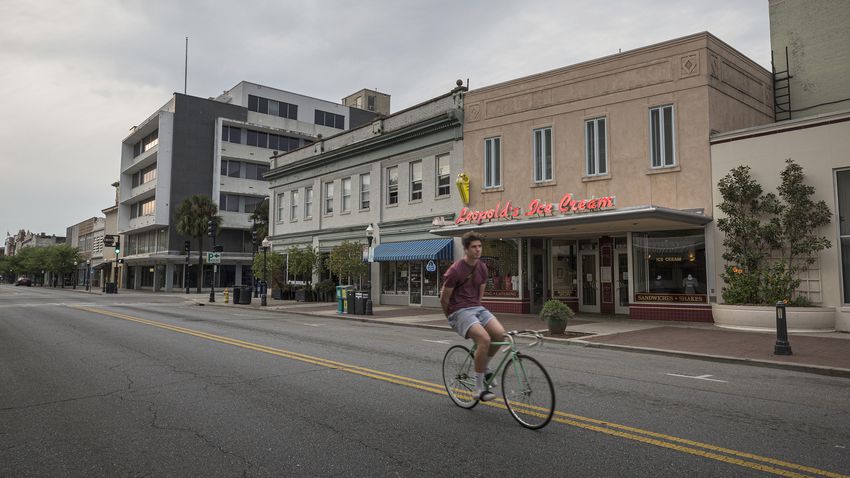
[455,193,615,225]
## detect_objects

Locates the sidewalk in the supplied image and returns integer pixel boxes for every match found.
[193,294,850,378]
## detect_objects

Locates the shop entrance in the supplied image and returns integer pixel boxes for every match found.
[615,251,629,314]
[529,239,549,315]
[579,250,600,313]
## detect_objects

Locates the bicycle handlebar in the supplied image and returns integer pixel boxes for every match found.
[506,330,544,348]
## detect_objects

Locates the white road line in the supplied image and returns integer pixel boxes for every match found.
[302,323,325,327]
[665,373,728,383]
[423,339,451,345]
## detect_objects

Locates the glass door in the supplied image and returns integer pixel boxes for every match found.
[409,262,422,305]
[528,239,549,315]
[615,252,629,314]
[579,251,600,313]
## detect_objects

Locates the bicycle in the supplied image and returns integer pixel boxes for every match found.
[441,330,555,429]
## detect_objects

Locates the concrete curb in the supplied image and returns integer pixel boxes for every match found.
[192,299,850,379]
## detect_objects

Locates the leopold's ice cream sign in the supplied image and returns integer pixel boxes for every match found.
[455,193,616,225]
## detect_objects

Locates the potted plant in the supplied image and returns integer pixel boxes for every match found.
[539,299,574,335]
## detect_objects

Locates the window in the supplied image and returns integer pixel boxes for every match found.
[290,190,299,220]
[585,118,607,176]
[650,105,675,168]
[360,173,370,209]
[387,166,398,205]
[324,181,334,214]
[632,230,706,299]
[219,193,240,212]
[132,130,159,158]
[315,110,345,129]
[381,262,396,293]
[277,193,286,222]
[220,160,240,178]
[410,161,422,201]
[367,95,376,111]
[341,177,351,212]
[838,170,850,303]
[436,154,451,196]
[533,128,553,182]
[222,125,241,144]
[304,186,313,218]
[131,165,156,188]
[139,197,155,216]
[484,137,501,188]
[248,94,298,120]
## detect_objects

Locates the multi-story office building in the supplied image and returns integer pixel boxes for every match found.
[266,84,465,308]
[66,217,105,288]
[118,81,381,291]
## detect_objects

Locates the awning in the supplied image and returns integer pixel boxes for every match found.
[372,239,453,262]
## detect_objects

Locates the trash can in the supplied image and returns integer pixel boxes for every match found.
[346,289,355,314]
[232,286,241,304]
[239,285,252,304]
[336,285,346,313]
[354,292,365,315]
[358,291,371,315]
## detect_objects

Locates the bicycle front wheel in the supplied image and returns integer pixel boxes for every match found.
[501,354,555,429]
[442,345,478,409]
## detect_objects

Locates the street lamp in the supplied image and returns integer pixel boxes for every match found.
[365,224,375,290]
[86,259,90,291]
[261,237,270,306]
[73,260,77,289]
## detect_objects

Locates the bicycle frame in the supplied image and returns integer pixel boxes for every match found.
[465,332,535,390]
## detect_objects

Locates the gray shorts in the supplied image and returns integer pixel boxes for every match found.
[447,306,496,339]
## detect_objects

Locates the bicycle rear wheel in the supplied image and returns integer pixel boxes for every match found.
[501,354,555,429]
[442,345,478,409]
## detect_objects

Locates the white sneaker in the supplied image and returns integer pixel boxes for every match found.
[475,388,497,401]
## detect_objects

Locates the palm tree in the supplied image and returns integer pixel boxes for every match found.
[174,195,222,293]
[249,198,269,242]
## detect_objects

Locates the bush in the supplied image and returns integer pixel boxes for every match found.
[539,299,574,325]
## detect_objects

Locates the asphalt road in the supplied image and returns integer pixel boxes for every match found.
[1,285,848,477]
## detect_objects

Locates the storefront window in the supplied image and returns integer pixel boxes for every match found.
[396,262,409,293]
[423,260,439,297]
[551,240,578,298]
[837,170,850,303]
[632,230,707,303]
[481,239,520,297]
[381,262,396,293]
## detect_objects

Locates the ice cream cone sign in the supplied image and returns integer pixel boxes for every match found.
[456,173,470,205]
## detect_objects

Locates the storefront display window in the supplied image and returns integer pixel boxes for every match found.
[551,239,577,298]
[381,262,396,293]
[481,239,519,297]
[837,170,850,303]
[632,230,707,303]
[396,262,409,293]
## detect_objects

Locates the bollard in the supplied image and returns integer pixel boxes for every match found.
[774,301,793,355]
[224,288,229,304]
[365,298,373,316]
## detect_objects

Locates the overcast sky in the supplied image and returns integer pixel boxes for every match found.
[0,0,770,241]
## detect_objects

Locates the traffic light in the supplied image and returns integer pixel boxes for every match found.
[251,228,258,246]
[207,219,217,237]
[183,240,191,255]
[114,239,120,255]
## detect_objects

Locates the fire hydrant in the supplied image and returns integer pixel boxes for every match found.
[223,288,230,304]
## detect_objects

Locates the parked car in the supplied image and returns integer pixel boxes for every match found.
[15,277,32,287]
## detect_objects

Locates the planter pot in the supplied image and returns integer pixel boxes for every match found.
[547,319,567,335]
[712,304,836,332]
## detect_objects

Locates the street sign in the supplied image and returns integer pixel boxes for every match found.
[207,252,221,264]
[426,260,437,272]
[103,235,115,247]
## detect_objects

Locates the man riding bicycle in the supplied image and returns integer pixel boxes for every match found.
[440,231,507,402]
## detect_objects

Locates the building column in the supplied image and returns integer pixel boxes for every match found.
[133,266,141,290]
[235,264,242,287]
[600,236,614,315]
[164,263,175,292]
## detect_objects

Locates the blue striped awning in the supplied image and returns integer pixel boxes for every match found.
[372,239,454,262]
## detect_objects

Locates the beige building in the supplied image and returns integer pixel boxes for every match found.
[433,32,774,320]
[710,111,850,332]
[342,88,391,116]
[769,0,850,120]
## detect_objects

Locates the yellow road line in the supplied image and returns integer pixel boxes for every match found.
[73,305,847,478]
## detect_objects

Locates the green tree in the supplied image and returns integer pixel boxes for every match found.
[45,244,80,287]
[249,199,269,243]
[174,195,222,293]
[327,241,367,286]
[287,245,319,286]
[252,251,285,289]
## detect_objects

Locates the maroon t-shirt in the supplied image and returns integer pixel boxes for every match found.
[443,259,488,315]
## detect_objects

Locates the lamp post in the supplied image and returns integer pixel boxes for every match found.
[73,260,77,289]
[365,224,374,289]
[86,259,90,291]
[251,221,259,298]
[261,237,270,306]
